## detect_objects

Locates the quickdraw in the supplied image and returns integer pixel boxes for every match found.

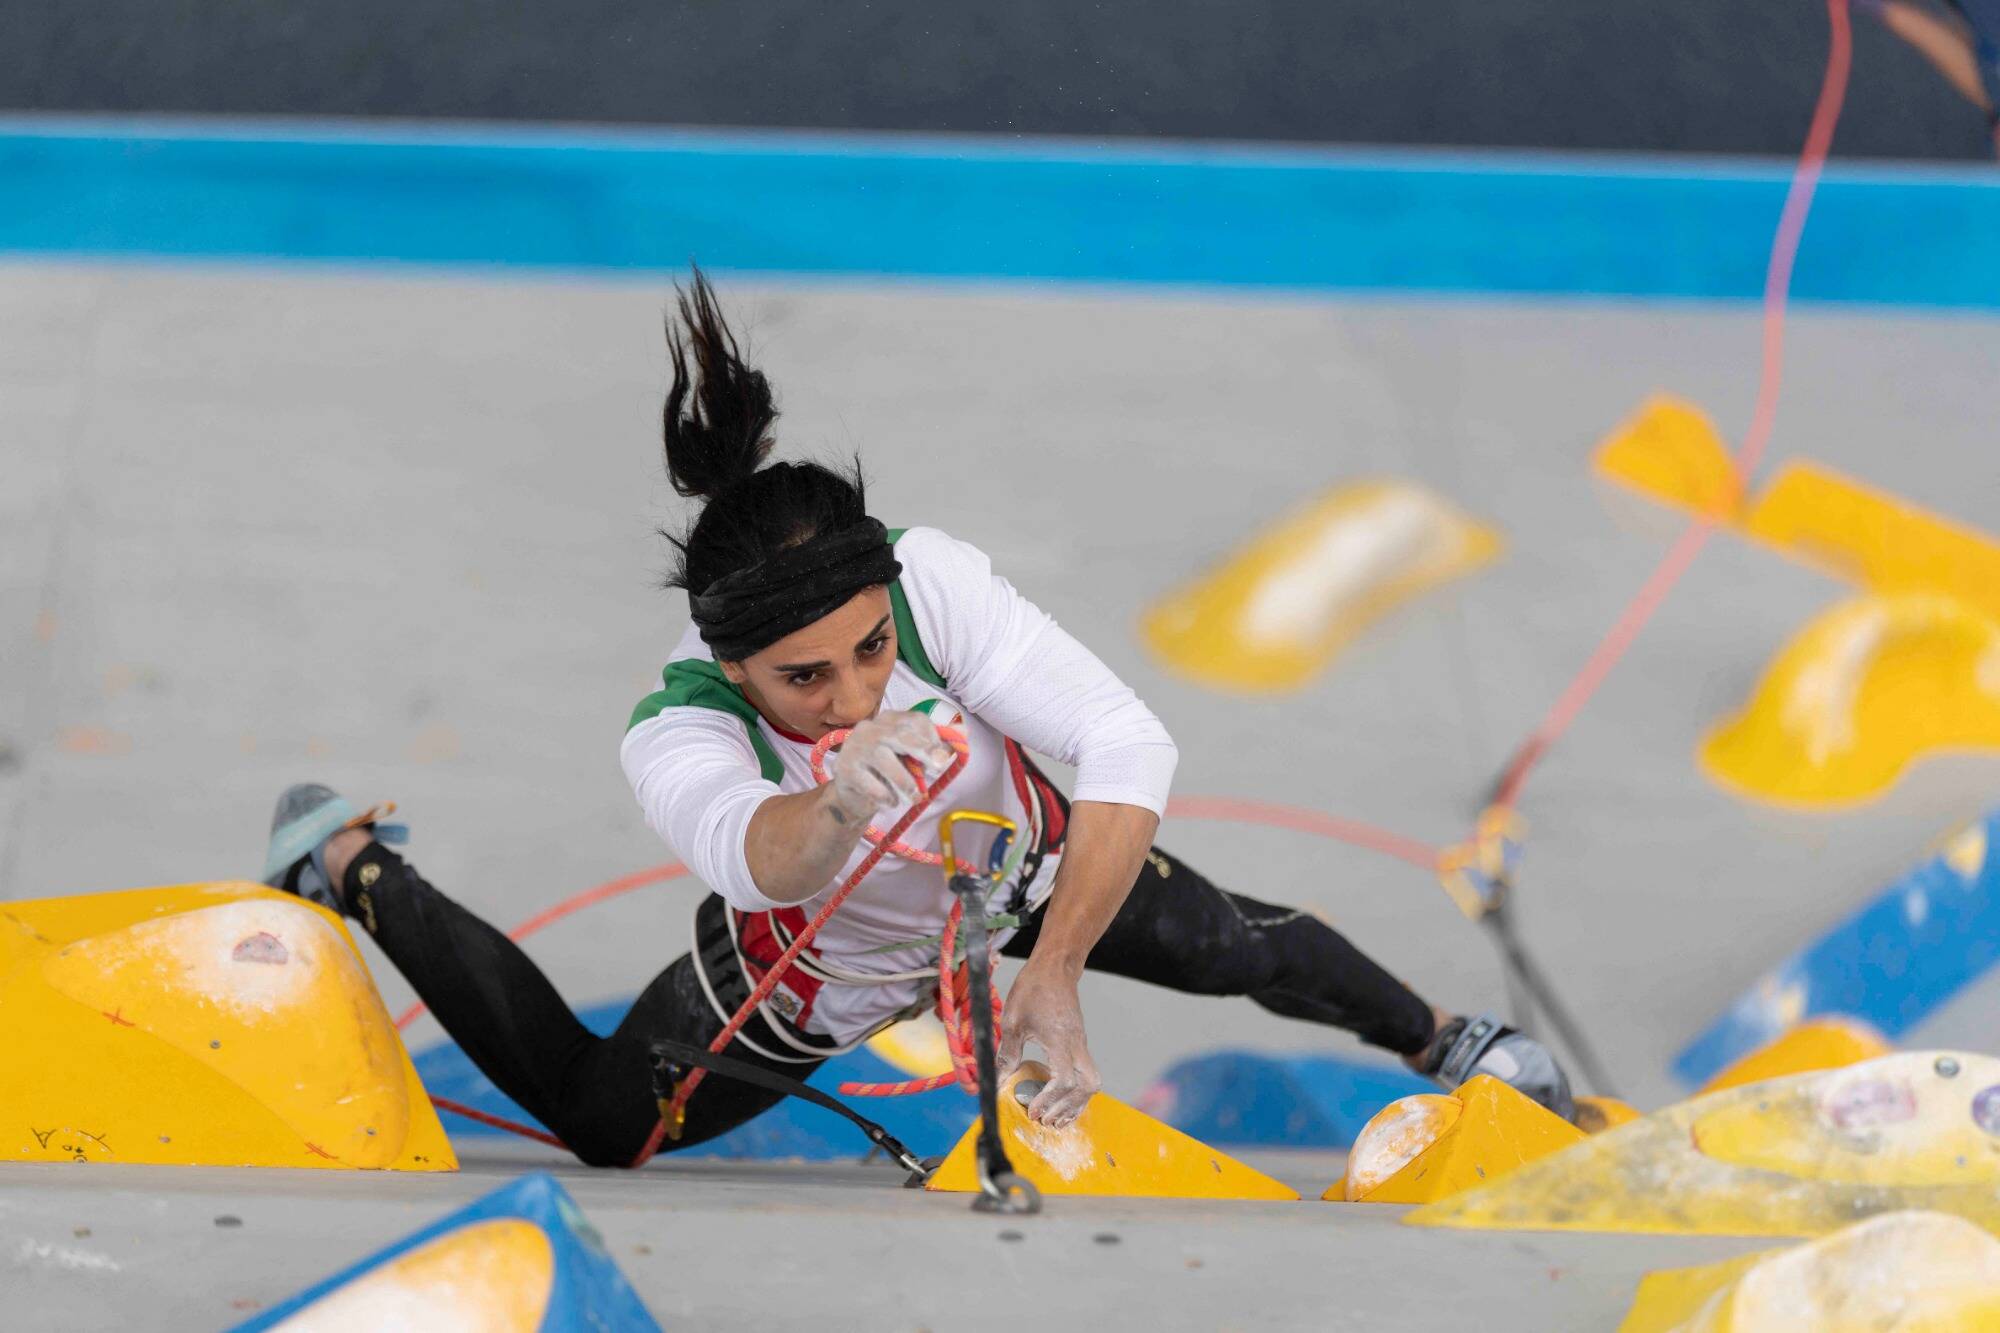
[645,723,1040,1218]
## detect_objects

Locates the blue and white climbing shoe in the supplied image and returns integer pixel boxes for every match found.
[261,783,408,913]
[1421,1013,1576,1123]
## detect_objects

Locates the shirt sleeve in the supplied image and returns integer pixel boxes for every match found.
[620,709,788,913]
[898,527,1178,816]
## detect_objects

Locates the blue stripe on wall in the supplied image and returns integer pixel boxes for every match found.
[4,117,1998,306]
[1673,808,2000,1088]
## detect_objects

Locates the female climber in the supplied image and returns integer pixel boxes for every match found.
[259,272,1572,1167]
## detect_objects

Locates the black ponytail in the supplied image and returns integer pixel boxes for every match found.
[659,268,875,607]
[661,268,778,501]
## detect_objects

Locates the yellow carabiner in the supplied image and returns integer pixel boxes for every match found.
[657,1090,688,1142]
[938,809,1017,886]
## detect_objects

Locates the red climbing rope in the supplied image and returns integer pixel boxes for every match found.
[799,727,1002,1098]
[835,899,1000,1098]
[428,1095,567,1148]
[807,731,975,871]
[1486,0,1853,816]
[1165,795,1441,873]
[630,727,975,1166]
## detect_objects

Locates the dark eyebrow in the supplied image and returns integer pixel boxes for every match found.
[772,615,893,674]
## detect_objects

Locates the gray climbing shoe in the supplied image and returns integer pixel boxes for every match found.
[261,783,406,913]
[1421,1013,1576,1123]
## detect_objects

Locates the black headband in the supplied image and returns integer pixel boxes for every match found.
[689,519,902,661]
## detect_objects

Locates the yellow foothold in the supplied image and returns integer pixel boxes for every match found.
[926,1062,1299,1202]
[272,1219,554,1332]
[1340,1094,1462,1200]
[1697,1017,1892,1095]
[1617,1210,2000,1333]
[1333,1076,1586,1205]
[1742,459,2000,624]
[1408,1051,2000,1237]
[1140,479,1500,693]
[1592,395,1742,520]
[1699,592,2000,807]
[1573,1096,1643,1135]
[0,882,455,1171]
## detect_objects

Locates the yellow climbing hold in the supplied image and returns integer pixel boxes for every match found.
[1593,395,1742,520]
[1408,1051,2000,1237]
[1743,460,2000,623]
[1141,479,1500,692]
[0,882,455,1170]
[1617,1210,2000,1332]
[1340,1094,1463,1200]
[1574,1095,1643,1135]
[274,1219,554,1332]
[926,1061,1299,1201]
[1698,1017,1891,1095]
[1700,591,2000,807]
[1589,401,2000,806]
[1593,408,2000,623]
[1331,1076,1586,1205]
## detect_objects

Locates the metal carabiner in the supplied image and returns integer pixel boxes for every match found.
[938,810,1041,1215]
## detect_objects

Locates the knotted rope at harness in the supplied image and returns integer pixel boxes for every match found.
[636,721,978,1166]
[771,727,1008,1098]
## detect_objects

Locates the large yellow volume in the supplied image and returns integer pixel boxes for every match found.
[926,1062,1299,1201]
[1743,461,2000,622]
[0,882,455,1170]
[1697,1017,1891,1095]
[1408,1052,2000,1238]
[1594,403,2000,621]
[1618,1210,2000,1332]
[1141,480,1501,692]
[1700,592,2000,806]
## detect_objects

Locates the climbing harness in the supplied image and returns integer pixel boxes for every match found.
[639,724,974,1165]
[648,804,1035,1209]
[643,724,1043,1213]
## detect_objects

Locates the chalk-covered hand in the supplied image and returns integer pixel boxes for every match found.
[997,958,1101,1128]
[826,712,955,819]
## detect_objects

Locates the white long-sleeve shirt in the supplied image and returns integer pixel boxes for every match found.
[620,525,1177,1041]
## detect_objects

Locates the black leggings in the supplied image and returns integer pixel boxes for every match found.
[345,839,1434,1167]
